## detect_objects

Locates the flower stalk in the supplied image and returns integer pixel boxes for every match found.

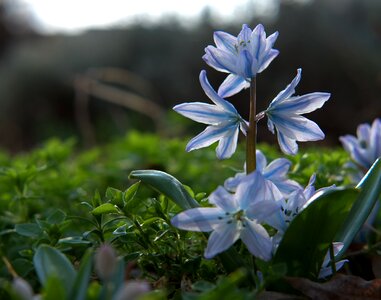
[246,77,257,173]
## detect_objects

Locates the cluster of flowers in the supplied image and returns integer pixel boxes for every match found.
[170,24,341,276]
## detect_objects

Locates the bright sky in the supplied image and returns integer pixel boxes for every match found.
[15,0,278,34]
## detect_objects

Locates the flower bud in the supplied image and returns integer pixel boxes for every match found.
[113,281,150,300]
[95,243,117,281]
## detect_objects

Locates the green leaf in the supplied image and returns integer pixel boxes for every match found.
[33,245,76,291]
[15,223,42,238]
[336,158,381,258]
[70,249,93,300]
[47,209,66,224]
[273,188,359,278]
[91,203,119,216]
[129,170,199,210]
[106,187,124,208]
[123,181,140,203]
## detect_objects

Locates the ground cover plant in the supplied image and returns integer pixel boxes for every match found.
[1,23,381,299]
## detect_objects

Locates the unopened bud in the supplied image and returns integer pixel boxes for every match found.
[114,281,150,300]
[95,243,117,281]
[12,277,34,300]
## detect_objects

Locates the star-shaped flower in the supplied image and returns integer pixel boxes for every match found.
[224,150,301,196]
[265,69,331,155]
[171,171,283,260]
[203,24,279,98]
[173,70,246,159]
[340,118,381,170]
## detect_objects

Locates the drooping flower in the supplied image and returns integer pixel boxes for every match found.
[265,69,331,155]
[340,118,381,170]
[173,70,247,159]
[171,171,283,260]
[224,150,301,196]
[318,242,348,279]
[203,24,279,98]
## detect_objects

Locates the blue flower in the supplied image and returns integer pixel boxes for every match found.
[265,69,331,155]
[171,171,283,260]
[173,70,247,159]
[224,150,301,196]
[203,24,279,98]
[340,118,381,169]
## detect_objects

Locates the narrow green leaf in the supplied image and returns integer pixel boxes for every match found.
[129,170,199,210]
[33,245,76,290]
[91,203,119,216]
[70,249,93,300]
[273,188,359,278]
[336,158,381,258]
[105,187,124,208]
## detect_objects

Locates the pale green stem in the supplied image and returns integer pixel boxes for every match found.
[329,243,337,275]
[246,77,257,174]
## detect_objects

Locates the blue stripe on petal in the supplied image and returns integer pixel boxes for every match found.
[264,158,291,179]
[218,74,250,98]
[277,130,298,155]
[173,102,233,125]
[186,125,229,152]
[237,49,253,78]
[209,186,239,212]
[203,46,237,74]
[274,92,330,114]
[204,223,240,259]
[216,126,239,159]
[171,207,227,232]
[240,219,272,261]
[268,113,324,141]
[214,31,237,54]
[258,49,279,73]
[269,69,302,107]
[199,70,239,113]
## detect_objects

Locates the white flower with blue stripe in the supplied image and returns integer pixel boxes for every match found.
[203,24,279,98]
[265,69,331,155]
[173,70,247,159]
[171,171,283,260]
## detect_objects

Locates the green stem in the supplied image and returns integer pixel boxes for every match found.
[246,77,257,174]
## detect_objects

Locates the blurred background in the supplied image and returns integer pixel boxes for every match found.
[0,0,380,152]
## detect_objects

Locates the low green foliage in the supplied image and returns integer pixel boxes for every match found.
[0,131,377,299]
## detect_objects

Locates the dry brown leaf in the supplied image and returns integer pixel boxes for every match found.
[286,274,381,300]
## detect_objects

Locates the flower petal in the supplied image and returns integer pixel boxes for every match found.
[240,219,273,261]
[277,130,298,155]
[209,186,238,212]
[171,207,226,232]
[237,49,254,78]
[218,74,250,98]
[269,69,302,107]
[199,70,238,113]
[173,102,232,125]
[203,46,237,74]
[256,150,267,173]
[274,92,331,114]
[258,49,279,73]
[268,113,325,141]
[204,222,240,259]
[264,158,291,179]
[216,126,239,159]
[186,124,230,152]
[213,31,237,54]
